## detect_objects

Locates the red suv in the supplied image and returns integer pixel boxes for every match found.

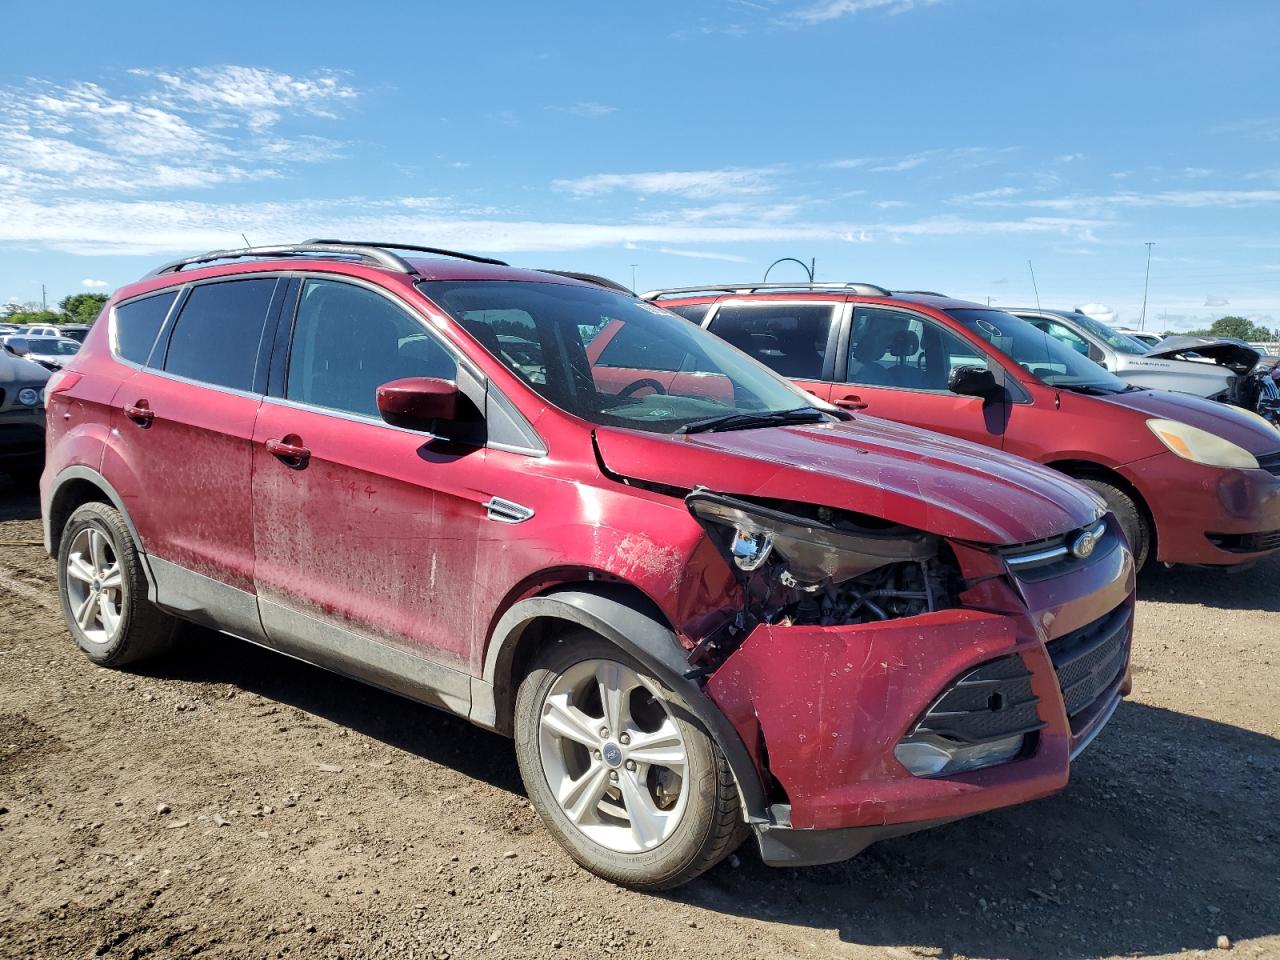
[645,284,1280,570]
[42,243,1134,889]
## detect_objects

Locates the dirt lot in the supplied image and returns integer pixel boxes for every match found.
[0,474,1277,960]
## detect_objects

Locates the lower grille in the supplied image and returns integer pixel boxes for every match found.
[1046,604,1131,732]
[909,654,1044,745]
[1207,529,1280,553]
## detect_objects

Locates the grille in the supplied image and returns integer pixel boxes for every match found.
[1256,451,1280,477]
[1208,529,1280,553]
[909,654,1044,745]
[1046,604,1131,732]
[996,519,1115,582]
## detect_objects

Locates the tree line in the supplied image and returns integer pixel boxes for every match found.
[1176,316,1279,342]
[2,293,109,327]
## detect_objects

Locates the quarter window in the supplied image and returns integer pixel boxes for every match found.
[163,279,277,391]
[707,303,835,381]
[286,279,456,418]
[846,308,987,390]
[113,291,177,366]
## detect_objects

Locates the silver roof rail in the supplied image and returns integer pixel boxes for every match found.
[640,281,891,300]
[143,239,508,280]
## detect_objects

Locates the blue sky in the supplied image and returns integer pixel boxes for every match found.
[3,0,1279,332]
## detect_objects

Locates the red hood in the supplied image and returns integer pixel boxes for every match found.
[1096,388,1280,456]
[593,417,1103,546]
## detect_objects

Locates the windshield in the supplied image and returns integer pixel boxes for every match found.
[948,309,1132,392]
[1061,311,1149,355]
[418,280,821,434]
[27,338,80,355]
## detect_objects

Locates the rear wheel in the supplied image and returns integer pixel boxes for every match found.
[514,632,745,889]
[1078,478,1150,571]
[57,502,176,667]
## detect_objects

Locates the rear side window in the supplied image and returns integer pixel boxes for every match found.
[708,303,835,381]
[665,303,711,324]
[163,279,277,391]
[113,291,177,365]
[286,279,456,418]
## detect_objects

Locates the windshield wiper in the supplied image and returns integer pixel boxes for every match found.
[1060,383,1123,396]
[677,406,829,435]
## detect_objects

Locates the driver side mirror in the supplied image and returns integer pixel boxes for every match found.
[376,377,460,431]
[948,365,1002,399]
[5,342,29,357]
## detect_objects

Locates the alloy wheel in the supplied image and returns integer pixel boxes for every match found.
[64,526,125,645]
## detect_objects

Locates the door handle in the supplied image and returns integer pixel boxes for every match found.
[835,394,869,411]
[265,437,311,469]
[123,400,154,427]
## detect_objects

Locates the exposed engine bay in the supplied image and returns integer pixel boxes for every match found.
[685,490,961,670]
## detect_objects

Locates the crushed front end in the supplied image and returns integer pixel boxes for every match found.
[687,491,1135,867]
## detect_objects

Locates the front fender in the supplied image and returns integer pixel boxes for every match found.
[473,584,768,822]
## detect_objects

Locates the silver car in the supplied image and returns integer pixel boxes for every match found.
[1008,308,1275,413]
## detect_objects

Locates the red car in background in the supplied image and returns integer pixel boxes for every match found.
[643,283,1280,570]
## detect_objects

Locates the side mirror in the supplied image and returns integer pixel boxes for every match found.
[948,364,1002,399]
[5,341,29,357]
[376,377,460,431]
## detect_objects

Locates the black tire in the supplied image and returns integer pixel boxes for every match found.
[514,631,746,890]
[56,502,176,667]
[1078,478,1150,571]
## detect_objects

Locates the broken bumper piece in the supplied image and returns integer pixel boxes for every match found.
[708,606,1132,867]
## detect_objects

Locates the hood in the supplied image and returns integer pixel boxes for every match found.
[593,418,1103,547]
[1097,388,1280,456]
[1145,336,1261,373]
[0,351,51,385]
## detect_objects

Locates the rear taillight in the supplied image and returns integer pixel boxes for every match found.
[44,370,82,397]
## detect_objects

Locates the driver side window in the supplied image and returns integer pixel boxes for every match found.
[846,308,986,391]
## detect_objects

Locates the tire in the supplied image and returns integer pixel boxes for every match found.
[1078,478,1150,571]
[56,502,176,667]
[514,631,746,890]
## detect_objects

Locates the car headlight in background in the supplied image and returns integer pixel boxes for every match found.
[17,387,40,406]
[1146,418,1259,469]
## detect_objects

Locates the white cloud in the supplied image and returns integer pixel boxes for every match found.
[552,168,776,198]
[871,155,929,173]
[1205,295,1230,307]
[547,102,617,118]
[80,278,109,288]
[0,68,353,195]
[873,200,911,209]
[788,0,944,24]
[655,247,752,263]
[959,188,1280,212]
[950,186,1023,203]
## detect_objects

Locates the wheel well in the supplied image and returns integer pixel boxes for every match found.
[47,478,111,555]
[489,581,675,736]
[1045,459,1157,552]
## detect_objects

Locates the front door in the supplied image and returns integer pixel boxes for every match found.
[831,305,1009,449]
[251,277,495,710]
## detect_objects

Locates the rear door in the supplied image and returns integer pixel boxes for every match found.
[107,276,282,638]
[703,300,839,403]
[832,305,1009,448]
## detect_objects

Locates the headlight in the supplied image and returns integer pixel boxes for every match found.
[1146,418,1259,469]
[687,491,934,589]
[17,387,40,406]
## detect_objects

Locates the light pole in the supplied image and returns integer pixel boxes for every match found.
[630,264,638,292]
[1139,241,1155,331]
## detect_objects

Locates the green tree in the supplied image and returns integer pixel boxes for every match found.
[2,309,62,326]
[58,292,109,325]
[1206,315,1270,341]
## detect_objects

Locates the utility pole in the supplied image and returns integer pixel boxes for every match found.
[41,284,47,311]
[630,264,638,292]
[1139,241,1155,331]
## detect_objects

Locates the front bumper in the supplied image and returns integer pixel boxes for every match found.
[708,533,1134,867]
[1122,451,1280,565]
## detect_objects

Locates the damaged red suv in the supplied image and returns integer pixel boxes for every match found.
[42,242,1134,889]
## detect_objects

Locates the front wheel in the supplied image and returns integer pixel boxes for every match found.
[514,632,745,889]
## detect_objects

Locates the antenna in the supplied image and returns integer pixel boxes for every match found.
[1028,259,1042,312]
[241,234,252,248]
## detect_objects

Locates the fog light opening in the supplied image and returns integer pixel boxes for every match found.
[894,733,1026,778]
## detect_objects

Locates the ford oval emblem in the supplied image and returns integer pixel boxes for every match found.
[1071,529,1099,559]
[602,743,623,767]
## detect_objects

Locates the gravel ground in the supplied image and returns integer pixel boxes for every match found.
[1,473,1277,960]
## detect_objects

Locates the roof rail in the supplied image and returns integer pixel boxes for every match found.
[893,290,949,297]
[537,270,634,294]
[303,239,509,267]
[144,242,416,279]
[640,281,891,300]
[143,239,509,280]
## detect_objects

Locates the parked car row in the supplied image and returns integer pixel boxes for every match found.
[24,241,1276,891]
[2,333,82,370]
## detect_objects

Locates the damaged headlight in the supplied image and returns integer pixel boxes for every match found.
[688,490,936,592]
